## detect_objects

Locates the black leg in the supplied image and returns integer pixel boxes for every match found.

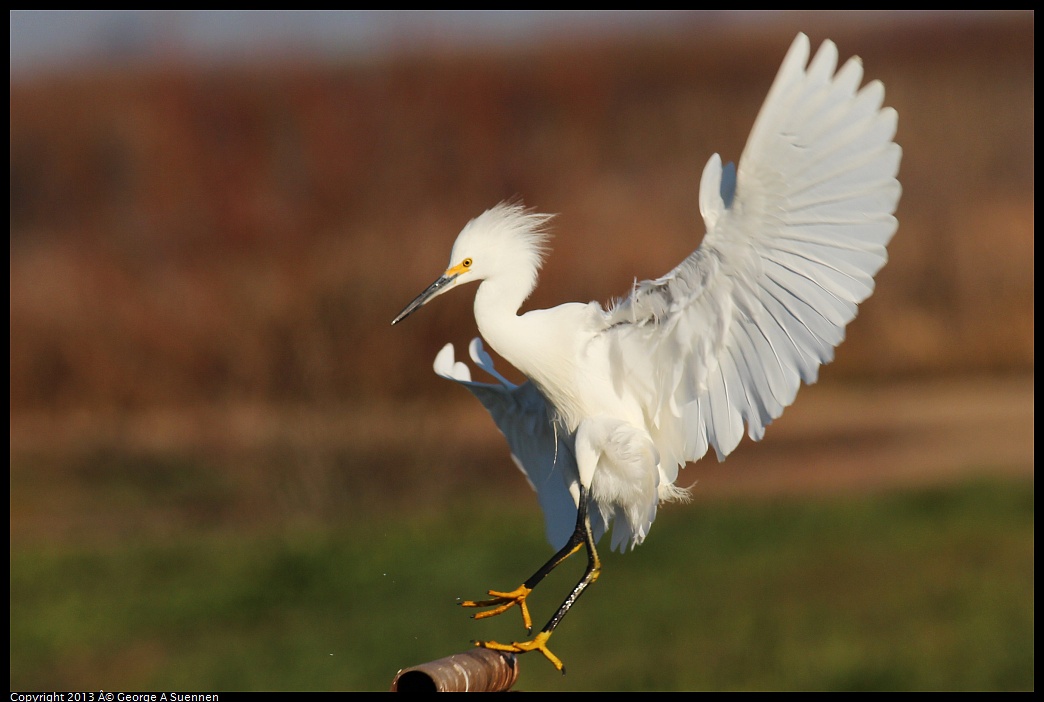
[466,485,601,672]
[537,487,601,642]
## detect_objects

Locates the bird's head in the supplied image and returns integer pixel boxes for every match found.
[392,202,554,325]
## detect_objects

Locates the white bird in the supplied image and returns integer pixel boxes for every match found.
[392,33,901,672]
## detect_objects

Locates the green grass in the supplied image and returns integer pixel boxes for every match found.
[10,479,1034,691]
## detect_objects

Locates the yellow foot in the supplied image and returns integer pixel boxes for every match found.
[477,631,565,673]
[460,585,533,632]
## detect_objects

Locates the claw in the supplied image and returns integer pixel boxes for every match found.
[476,631,565,673]
[460,585,533,632]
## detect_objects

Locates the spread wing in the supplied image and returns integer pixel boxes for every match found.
[604,33,902,472]
[434,338,610,549]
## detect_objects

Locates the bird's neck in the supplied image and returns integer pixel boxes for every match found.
[472,276,534,369]
[473,276,586,430]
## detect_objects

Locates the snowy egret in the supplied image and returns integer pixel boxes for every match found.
[392,33,901,672]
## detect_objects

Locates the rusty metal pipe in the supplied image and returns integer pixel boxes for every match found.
[391,648,519,692]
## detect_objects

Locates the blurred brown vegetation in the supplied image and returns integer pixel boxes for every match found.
[9,14,1034,542]
[10,12,1033,415]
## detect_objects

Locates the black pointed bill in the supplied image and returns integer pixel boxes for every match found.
[391,273,459,325]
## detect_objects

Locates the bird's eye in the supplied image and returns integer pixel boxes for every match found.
[462,258,473,268]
